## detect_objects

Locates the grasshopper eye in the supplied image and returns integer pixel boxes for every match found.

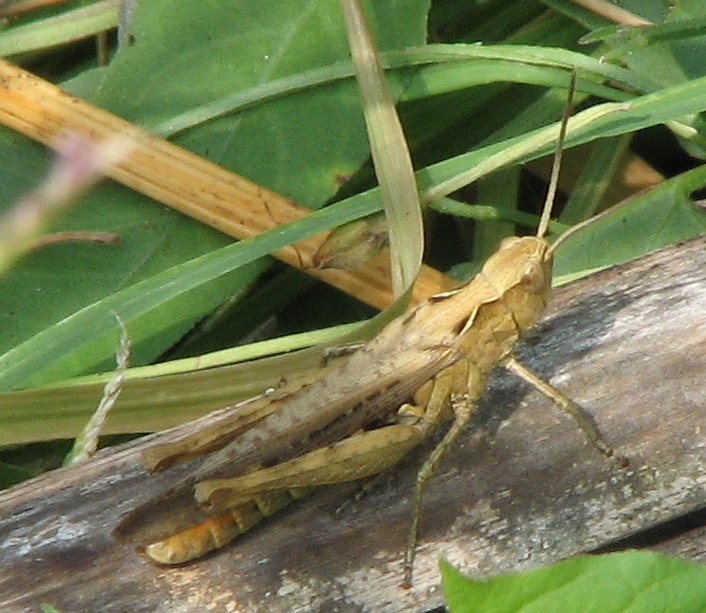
[519,262,547,294]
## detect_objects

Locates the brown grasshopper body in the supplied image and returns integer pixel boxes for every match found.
[115,236,556,571]
[115,71,613,585]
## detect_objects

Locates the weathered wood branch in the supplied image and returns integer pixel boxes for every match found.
[1,235,706,613]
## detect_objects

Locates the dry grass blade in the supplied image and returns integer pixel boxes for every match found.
[339,0,423,297]
[0,58,450,308]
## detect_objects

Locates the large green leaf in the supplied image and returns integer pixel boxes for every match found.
[441,551,706,613]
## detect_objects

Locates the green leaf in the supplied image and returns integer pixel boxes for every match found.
[340,0,423,296]
[91,0,429,207]
[555,163,706,282]
[441,551,706,613]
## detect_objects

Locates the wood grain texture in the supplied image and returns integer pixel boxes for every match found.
[2,234,706,613]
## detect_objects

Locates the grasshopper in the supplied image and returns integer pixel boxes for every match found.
[115,90,615,587]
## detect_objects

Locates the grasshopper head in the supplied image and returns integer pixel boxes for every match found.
[480,235,553,332]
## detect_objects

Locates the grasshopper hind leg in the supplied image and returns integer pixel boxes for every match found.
[143,488,311,565]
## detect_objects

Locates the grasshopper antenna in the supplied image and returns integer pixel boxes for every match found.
[536,71,577,241]
[545,70,631,258]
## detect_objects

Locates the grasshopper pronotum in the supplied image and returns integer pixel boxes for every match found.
[115,80,615,587]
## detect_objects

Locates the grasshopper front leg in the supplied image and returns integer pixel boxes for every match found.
[503,355,617,459]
